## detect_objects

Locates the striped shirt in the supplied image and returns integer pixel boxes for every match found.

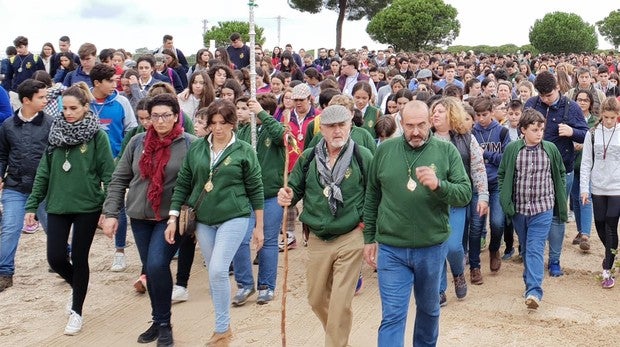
[514,143,555,216]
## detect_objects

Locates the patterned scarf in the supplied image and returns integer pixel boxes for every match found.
[139,122,183,220]
[48,111,100,151]
[315,137,355,216]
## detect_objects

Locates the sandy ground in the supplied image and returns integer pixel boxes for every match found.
[1,218,618,347]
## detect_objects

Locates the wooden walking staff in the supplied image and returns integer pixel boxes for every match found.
[280,109,292,347]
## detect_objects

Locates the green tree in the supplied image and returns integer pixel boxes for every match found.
[597,10,620,49]
[365,0,460,52]
[288,0,391,51]
[203,21,265,48]
[529,12,597,54]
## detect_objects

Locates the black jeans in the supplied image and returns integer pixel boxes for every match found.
[592,195,620,270]
[175,233,196,288]
[47,211,100,315]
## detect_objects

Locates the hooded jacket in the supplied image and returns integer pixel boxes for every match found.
[471,119,510,184]
[90,90,137,157]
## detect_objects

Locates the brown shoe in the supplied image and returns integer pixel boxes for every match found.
[470,268,483,285]
[206,328,232,347]
[490,251,501,272]
[579,235,591,251]
[572,232,582,245]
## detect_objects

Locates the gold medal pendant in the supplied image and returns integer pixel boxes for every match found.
[62,160,71,172]
[204,180,214,192]
[323,186,330,197]
[80,144,87,153]
[407,177,417,191]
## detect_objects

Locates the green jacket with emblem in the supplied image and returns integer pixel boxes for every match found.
[363,135,472,248]
[237,111,285,199]
[170,136,264,225]
[25,130,115,214]
[289,141,373,241]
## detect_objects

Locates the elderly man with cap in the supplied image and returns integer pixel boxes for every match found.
[278,104,373,347]
[409,68,442,94]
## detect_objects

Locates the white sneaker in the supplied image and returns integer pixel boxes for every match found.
[64,310,83,335]
[110,252,127,272]
[171,285,189,301]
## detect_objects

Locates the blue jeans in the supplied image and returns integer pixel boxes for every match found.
[440,206,466,293]
[233,211,256,289]
[130,219,178,324]
[114,205,127,249]
[195,217,250,333]
[0,189,47,276]
[548,171,573,264]
[512,210,553,300]
[233,197,282,291]
[570,170,592,236]
[377,242,447,347]
[469,185,504,269]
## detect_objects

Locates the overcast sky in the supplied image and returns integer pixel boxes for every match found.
[0,0,616,56]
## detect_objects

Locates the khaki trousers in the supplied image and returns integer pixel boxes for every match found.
[306,228,364,347]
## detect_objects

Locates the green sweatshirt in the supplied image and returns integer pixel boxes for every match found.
[26,130,115,214]
[361,105,382,138]
[498,139,567,221]
[170,136,264,225]
[289,141,373,241]
[237,111,285,198]
[363,135,472,248]
[307,126,377,154]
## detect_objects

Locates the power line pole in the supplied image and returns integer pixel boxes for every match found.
[202,19,209,34]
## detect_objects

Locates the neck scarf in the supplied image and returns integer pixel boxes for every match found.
[315,137,355,215]
[139,122,183,219]
[48,111,100,151]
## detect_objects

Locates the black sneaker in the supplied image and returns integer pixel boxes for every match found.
[137,322,159,343]
[156,323,174,347]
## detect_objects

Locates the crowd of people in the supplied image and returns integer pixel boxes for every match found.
[0,31,619,346]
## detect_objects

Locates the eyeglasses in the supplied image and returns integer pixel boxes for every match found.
[150,113,174,121]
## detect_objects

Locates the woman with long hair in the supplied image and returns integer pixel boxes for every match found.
[215,47,235,70]
[430,96,488,304]
[208,64,234,98]
[187,48,212,81]
[166,99,264,346]
[102,94,196,346]
[178,70,216,119]
[53,52,77,84]
[25,82,115,335]
[162,48,188,90]
[276,51,304,82]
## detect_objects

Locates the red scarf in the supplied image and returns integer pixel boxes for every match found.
[139,122,183,220]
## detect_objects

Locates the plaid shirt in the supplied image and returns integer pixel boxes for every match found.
[514,143,555,216]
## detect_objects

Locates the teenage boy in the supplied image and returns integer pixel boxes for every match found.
[594,66,620,97]
[469,96,511,284]
[524,71,588,276]
[566,67,606,115]
[4,36,45,92]
[498,109,567,309]
[0,79,53,291]
[64,43,98,88]
[90,63,137,272]
[434,63,465,91]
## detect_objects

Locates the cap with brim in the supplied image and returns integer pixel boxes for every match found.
[291,83,311,99]
[320,105,350,125]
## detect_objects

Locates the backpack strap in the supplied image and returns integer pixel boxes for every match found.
[499,126,509,145]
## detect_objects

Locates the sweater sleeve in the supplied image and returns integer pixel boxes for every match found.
[258,110,285,146]
[363,147,382,244]
[170,148,194,212]
[567,103,588,144]
[96,131,116,197]
[243,147,264,211]
[25,151,51,213]
[580,129,594,196]
[288,149,310,206]
[103,135,138,217]
[469,135,489,202]
[432,144,472,207]
[118,96,138,133]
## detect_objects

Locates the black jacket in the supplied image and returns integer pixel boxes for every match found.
[0,111,54,193]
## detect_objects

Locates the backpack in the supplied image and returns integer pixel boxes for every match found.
[302,142,366,186]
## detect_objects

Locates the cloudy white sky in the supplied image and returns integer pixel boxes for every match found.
[0,0,616,56]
